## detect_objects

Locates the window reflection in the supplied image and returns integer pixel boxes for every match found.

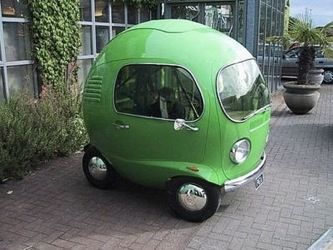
[128,4,138,24]
[95,0,109,22]
[205,4,233,35]
[79,0,91,21]
[112,26,124,37]
[112,1,125,23]
[78,59,92,86]
[115,65,203,120]
[7,65,34,95]
[96,26,109,53]
[80,26,92,56]
[140,8,150,22]
[1,0,29,18]
[237,0,245,43]
[171,5,199,22]
[3,23,31,61]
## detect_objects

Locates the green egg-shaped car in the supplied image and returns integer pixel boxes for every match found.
[82,19,271,222]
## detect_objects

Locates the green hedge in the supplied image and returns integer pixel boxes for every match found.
[0,88,87,181]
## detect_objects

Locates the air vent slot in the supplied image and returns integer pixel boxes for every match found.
[84,75,103,103]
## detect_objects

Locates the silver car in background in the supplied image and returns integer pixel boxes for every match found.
[281,47,333,84]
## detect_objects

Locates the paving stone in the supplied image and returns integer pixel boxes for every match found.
[0,85,333,249]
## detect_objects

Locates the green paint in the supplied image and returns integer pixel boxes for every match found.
[83,20,271,189]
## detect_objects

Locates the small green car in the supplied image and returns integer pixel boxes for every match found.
[82,19,271,222]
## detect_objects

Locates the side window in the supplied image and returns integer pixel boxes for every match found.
[285,49,298,58]
[315,49,324,58]
[114,65,203,120]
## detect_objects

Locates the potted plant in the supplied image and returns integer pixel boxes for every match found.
[283,15,333,114]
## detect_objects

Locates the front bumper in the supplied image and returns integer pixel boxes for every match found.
[223,152,266,192]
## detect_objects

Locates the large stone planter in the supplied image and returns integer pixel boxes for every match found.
[307,69,324,85]
[283,82,321,114]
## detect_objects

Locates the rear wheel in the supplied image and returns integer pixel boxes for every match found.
[323,69,333,84]
[167,177,221,222]
[82,147,118,189]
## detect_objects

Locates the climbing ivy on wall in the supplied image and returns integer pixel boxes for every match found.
[29,0,81,89]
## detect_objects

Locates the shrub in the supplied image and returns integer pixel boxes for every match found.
[0,87,87,181]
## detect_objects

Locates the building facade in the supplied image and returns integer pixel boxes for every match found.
[161,0,286,92]
[0,0,152,101]
[0,0,285,101]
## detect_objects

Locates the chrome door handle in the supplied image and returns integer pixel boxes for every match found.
[112,123,130,129]
[174,119,199,131]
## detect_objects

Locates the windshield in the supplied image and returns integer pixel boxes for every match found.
[217,59,270,121]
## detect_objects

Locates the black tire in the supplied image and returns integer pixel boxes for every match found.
[323,69,333,84]
[167,177,221,222]
[82,147,118,189]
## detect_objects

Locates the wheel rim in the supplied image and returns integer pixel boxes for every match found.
[88,157,107,180]
[178,184,207,211]
[324,70,333,83]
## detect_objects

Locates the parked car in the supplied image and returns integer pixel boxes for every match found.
[281,47,333,84]
[82,19,271,222]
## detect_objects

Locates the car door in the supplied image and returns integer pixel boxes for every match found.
[314,48,326,68]
[282,48,299,77]
[106,63,208,185]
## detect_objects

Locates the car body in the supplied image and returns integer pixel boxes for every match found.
[281,47,333,84]
[82,19,271,222]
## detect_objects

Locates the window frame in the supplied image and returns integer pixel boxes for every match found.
[0,1,37,100]
[216,58,271,123]
[77,0,151,85]
[113,63,205,122]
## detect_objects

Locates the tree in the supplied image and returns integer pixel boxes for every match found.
[288,14,333,84]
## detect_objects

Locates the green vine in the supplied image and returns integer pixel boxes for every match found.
[29,0,81,89]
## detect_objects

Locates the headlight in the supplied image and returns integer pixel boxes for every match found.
[230,139,251,164]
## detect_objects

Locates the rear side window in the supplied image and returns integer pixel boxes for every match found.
[114,65,203,121]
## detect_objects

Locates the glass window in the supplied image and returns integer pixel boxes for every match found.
[96,26,109,53]
[7,65,34,95]
[80,0,91,21]
[80,26,92,56]
[1,0,29,18]
[78,59,92,86]
[112,26,125,37]
[140,8,150,22]
[217,59,270,121]
[114,65,203,121]
[112,1,125,23]
[3,23,31,61]
[95,0,109,22]
[237,0,245,43]
[205,4,233,35]
[171,5,200,22]
[0,69,4,100]
[128,4,138,24]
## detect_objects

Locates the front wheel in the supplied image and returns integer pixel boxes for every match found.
[82,147,118,189]
[323,69,333,84]
[167,177,221,222]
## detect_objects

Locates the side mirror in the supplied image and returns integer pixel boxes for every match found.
[174,119,199,131]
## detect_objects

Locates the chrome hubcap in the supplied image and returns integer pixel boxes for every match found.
[324,70,333,83]
[88,157,107,180]
[178,184,207,211]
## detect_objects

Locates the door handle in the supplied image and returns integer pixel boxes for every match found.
[174,119,199,131]
[318,61,324,64]
[113,121,130,129]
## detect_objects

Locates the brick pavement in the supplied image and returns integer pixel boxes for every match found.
[1,85,332,250]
